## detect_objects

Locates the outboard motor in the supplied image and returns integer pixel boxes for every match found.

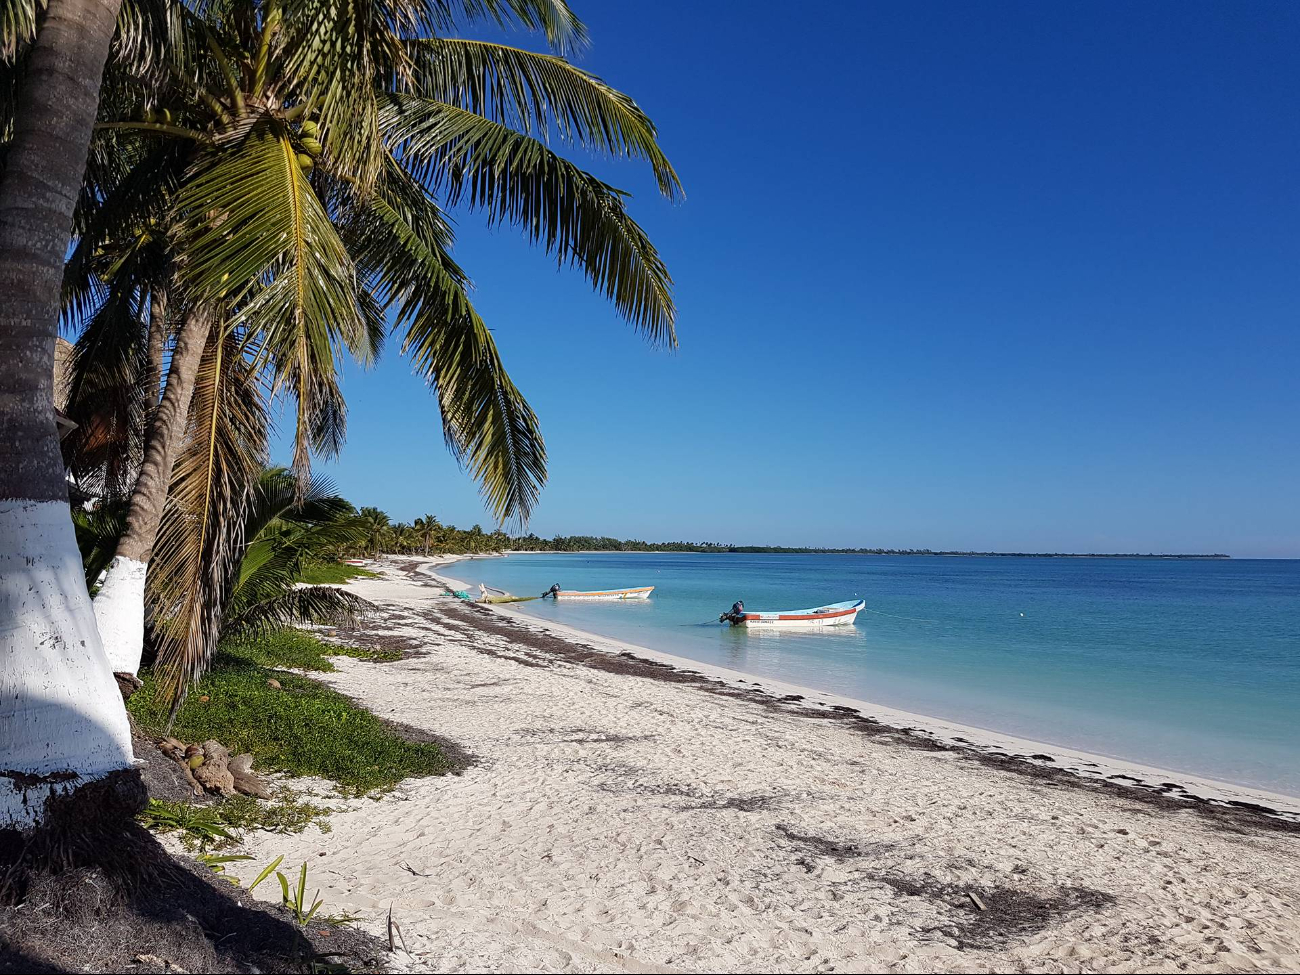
[543,583,562,599]
[719,599,745,624]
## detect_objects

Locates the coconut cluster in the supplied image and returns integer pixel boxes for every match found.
[297,119,323,173]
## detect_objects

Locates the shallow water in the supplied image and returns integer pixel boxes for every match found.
[442,553,1300,795]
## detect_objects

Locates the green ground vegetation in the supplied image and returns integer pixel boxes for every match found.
[130,630,455,795]
[140,791,334,852]
[295,560,380,585]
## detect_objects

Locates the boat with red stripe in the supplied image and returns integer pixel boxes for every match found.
[720,598,865,628]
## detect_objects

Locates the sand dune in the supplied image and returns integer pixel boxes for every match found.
[228,560,1300,973]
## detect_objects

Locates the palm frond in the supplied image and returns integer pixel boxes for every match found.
[175,117,358,320]
[344,153,547,523]
[450,0,587,56]
[356,282,389,361]
[276,0,398,187]
[174,115,365,485]
[303,373,348,461]
[220,466,369,639]
[276,0,587,188]
[149,324,270,707]
[61,284,152,498]
[113,0,173,70]
[0,0,40,62]
[66,140,185,315]
[221,585,369,642]
[385,96,676,345]
[239,467,357,547]
[409,38,680,199]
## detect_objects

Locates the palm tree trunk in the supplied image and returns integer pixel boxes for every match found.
[0,0,136,829]
[95,308,213,676]
[142,287,167,409]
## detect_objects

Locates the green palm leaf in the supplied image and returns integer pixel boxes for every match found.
[174,115,367,483]
[237,467,358,556]
[276,0,588,185]
[72,501,130,589]
[65,140,182,326]
[220,467,369,639]
[345,154,547,523]
[409,38,680,199]
[223,584,369,641]
[462,0,587,55]
[174,118,356,316]
[385,96,676,345]
[112,0,173,69]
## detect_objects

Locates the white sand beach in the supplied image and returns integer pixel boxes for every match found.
[227,559,1300,973]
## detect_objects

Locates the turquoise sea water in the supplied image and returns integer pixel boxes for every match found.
[441,553,1300,796]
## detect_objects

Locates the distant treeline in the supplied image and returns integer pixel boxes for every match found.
[506,535,1229,558]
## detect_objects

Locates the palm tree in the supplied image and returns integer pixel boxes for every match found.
[128,320,272,700]
[358,506,391,559]
[399,524,422,554]
[0,0,162,827]
[92,306,217,677]
[414,514,441,556]
[74,0,681,688]
[467,523,485,552]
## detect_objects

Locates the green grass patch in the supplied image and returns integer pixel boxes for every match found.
[130,632,456,795]
[296,560,379,584]
[218,791,334,837]
[220,629,400,672]
[140,792,335,851]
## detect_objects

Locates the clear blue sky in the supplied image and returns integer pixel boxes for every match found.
[278,1,1300,557]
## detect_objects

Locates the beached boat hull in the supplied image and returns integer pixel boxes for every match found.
[554,586,655,600]
[729,599,865,628]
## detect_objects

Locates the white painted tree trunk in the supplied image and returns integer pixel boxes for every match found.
[0,500,136,830]
[0,0,135,830]
[93,555,149,674]
[91,308,212,678]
